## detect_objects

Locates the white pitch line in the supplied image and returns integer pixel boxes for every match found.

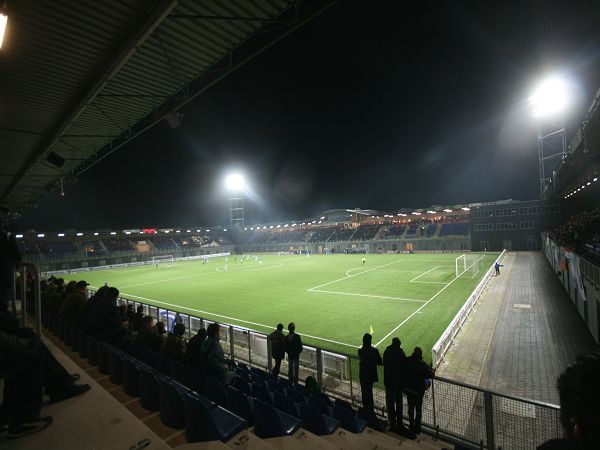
[308,259,405,291]
[374,255,486,347]
[410,266,439,282]
[89,287,358,349]
[411,281,449,285]
[309,289,427,303]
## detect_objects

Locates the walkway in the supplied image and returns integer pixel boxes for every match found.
[437,251,597,405]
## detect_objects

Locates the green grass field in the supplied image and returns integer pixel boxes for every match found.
[66,252,498,361]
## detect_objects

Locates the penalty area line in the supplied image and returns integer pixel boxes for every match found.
[309,289,427,303]
[89,286,358,349]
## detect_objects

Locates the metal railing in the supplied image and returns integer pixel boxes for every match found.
[98,289,561,450]
[11,262,42,334]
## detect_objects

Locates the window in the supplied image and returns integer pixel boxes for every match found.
[545,204,560,214]
[473,210,493,219]
[496,222,517,231]
[519,206,540,215]
[520,221,534,230]
[495,208,517,217]
[474,223,493,232]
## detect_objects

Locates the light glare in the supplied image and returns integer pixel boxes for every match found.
[225,173,245,191]
[530,76,569,117]
[0,13,7,50]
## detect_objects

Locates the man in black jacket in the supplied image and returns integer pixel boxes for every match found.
[269,323,286,378]
[383,337,407,433]
[284,322,302,386]
[84,287,126,345]
[404,346,434,435]
[358,333,382,411]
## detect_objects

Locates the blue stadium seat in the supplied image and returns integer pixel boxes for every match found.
[108,346,124,385]
[87,335,98,366]
[309,396,332,416]
[71,327,80,352]
[204,376,227,407]
[273,392,299,418]
[159,378,188,429]
[267,379,285,395]
[226,385,254,426]
[184,366,205,395]
[122,357,140,397]
[58,319,65,341]
[235,380,251,397]
[64,322,72,345]
[98,342,110,375]
[334,398,354,412]
[294,384,307,395]
[78,330,88,358]
[170,360,186,384]
[358,407,386,431]
[333,405,367,433]
[235,368,250,383]
[157,353,172,375]
[183,392,247,443]
[138,364,161,411]
[252,382,272,406]
[299,403,339,436]
[287,388,306,405]
[317,392,332,405]
[253,398,302,439]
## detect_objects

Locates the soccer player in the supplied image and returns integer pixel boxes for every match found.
[362,257,366,265]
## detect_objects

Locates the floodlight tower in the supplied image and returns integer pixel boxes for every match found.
[225,173,245,230]
[530,76,569,195]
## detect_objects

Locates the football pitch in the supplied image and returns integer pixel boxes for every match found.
[67,252,499,361]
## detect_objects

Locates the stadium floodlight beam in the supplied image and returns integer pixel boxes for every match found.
[0,7,7,49]
[530,75,570,195]
[224,172,246,229]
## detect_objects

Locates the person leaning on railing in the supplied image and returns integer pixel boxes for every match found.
[537,349,600,450]
[403,346,435,437]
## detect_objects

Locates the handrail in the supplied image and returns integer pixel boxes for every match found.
[12,262,42,334]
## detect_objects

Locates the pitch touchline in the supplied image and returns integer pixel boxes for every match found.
[374,254,486,347]
[309,289,427,303]
[89,286,358,349]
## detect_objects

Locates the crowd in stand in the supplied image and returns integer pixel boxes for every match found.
[546,207,600,251]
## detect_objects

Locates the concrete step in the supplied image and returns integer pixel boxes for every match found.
[266,429,339,450]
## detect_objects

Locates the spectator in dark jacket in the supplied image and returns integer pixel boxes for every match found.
[184,327,207,369]
[132,305,144,332]
[200,323,230,383]
[160,323,187,362]
[358,333,382,411]
[537,349,600,450]
[383,337,407,433]
[84,287,126,345]
[404,347,434,435]
[133,316,163,353]
[58,281,88,326]
[285,322,303,386]
[269,323,286,378]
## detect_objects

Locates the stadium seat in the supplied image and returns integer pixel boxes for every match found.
[87,335,98,366]
[138,364,161,411]
[58,319,65,341]
[204,375,227,407]
[294,384,307,395]
[253,398,302,439]
[170,360,186,384]
[183,392,247,443]
[122,357,140,397]
[287,388,306,404]
[78,330,88,358]
[108,346,124,385]
[252,382,272,406]
[317,392,332,405]
[159,378,187,429]
[267,379,285,395]
[71,327,80,352]
[273,391,299,418]
[358,407,386,432]
[334,398,354,412]
[235,367,250,383]
[333,405,367,433]
[184,366,205,395]
[225,385,254,426]
[157,353,172,375]
[299,403,339,436]
[235,379,251,397]
[98,342,110,375]
[64,322,72,346]
[309,396,332,416]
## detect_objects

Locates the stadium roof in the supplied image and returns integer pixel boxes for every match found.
[0,0,337,217]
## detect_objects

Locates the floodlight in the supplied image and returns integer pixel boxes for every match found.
[594,177,598,182]
[110,232,116,235]
[0,10,7,49]
[530,76,569,117]
[16,234,23,238]
[225,173,245,191]
[37,233,45,238]
[186,229,191,233]
[462,207,470,211]
[125,231,131,235]
[94,232,99,236]
[58,233,65,237]
[77,232,83,236]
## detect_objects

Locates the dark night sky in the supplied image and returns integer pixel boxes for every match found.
[16,0,600,231]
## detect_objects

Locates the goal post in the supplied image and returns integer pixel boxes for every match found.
[455,254,483,278]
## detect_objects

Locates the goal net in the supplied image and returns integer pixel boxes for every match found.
[152,255,174,263]
[455,254,483,278]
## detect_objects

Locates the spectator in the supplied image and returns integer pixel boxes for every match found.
[200,323,234,383]
[537,349,600,450]
[404,347,434,436]
[358,333,382,411]
[160,322,187,362]
[0,223,21,313]
[132,305,144,332]
[58,281,89,326]
[285,322,303,386]
[84,287,127,345]
[43,278,65,315]
[305,375,321,396]
[184,327,207,369]
[133,316,163,353]
[79,285,108,332]
[156,321,167,340]
[383,337,407,434]
[269,323,286,378]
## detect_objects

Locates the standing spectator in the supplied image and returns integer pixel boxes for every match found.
[285,322,303,386]
[383,337,407,433]
[537,349,600,450]
[404,347,434,436]
[133,316,163,353]
[269,323,286,378]
[160,323,187,362]
[494,261,503,276]
[358,333,382,411]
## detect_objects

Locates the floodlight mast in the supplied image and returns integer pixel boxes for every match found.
[530,76,569,195]
[225,174,245,230]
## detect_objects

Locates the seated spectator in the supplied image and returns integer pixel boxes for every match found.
[156,321,167,340]
[537,349,600,450]
[84,287,127,346]
[184,327,207,369]
[305,375,321,396]
[79,285,109,332]
[57,281,89,326]
[132,305,144,332]
[52,280,77,315]
[200,323,233,383]
[160,323,187,362]
[133,316,163,353]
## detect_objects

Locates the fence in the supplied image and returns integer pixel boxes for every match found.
[102,288,561,450]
